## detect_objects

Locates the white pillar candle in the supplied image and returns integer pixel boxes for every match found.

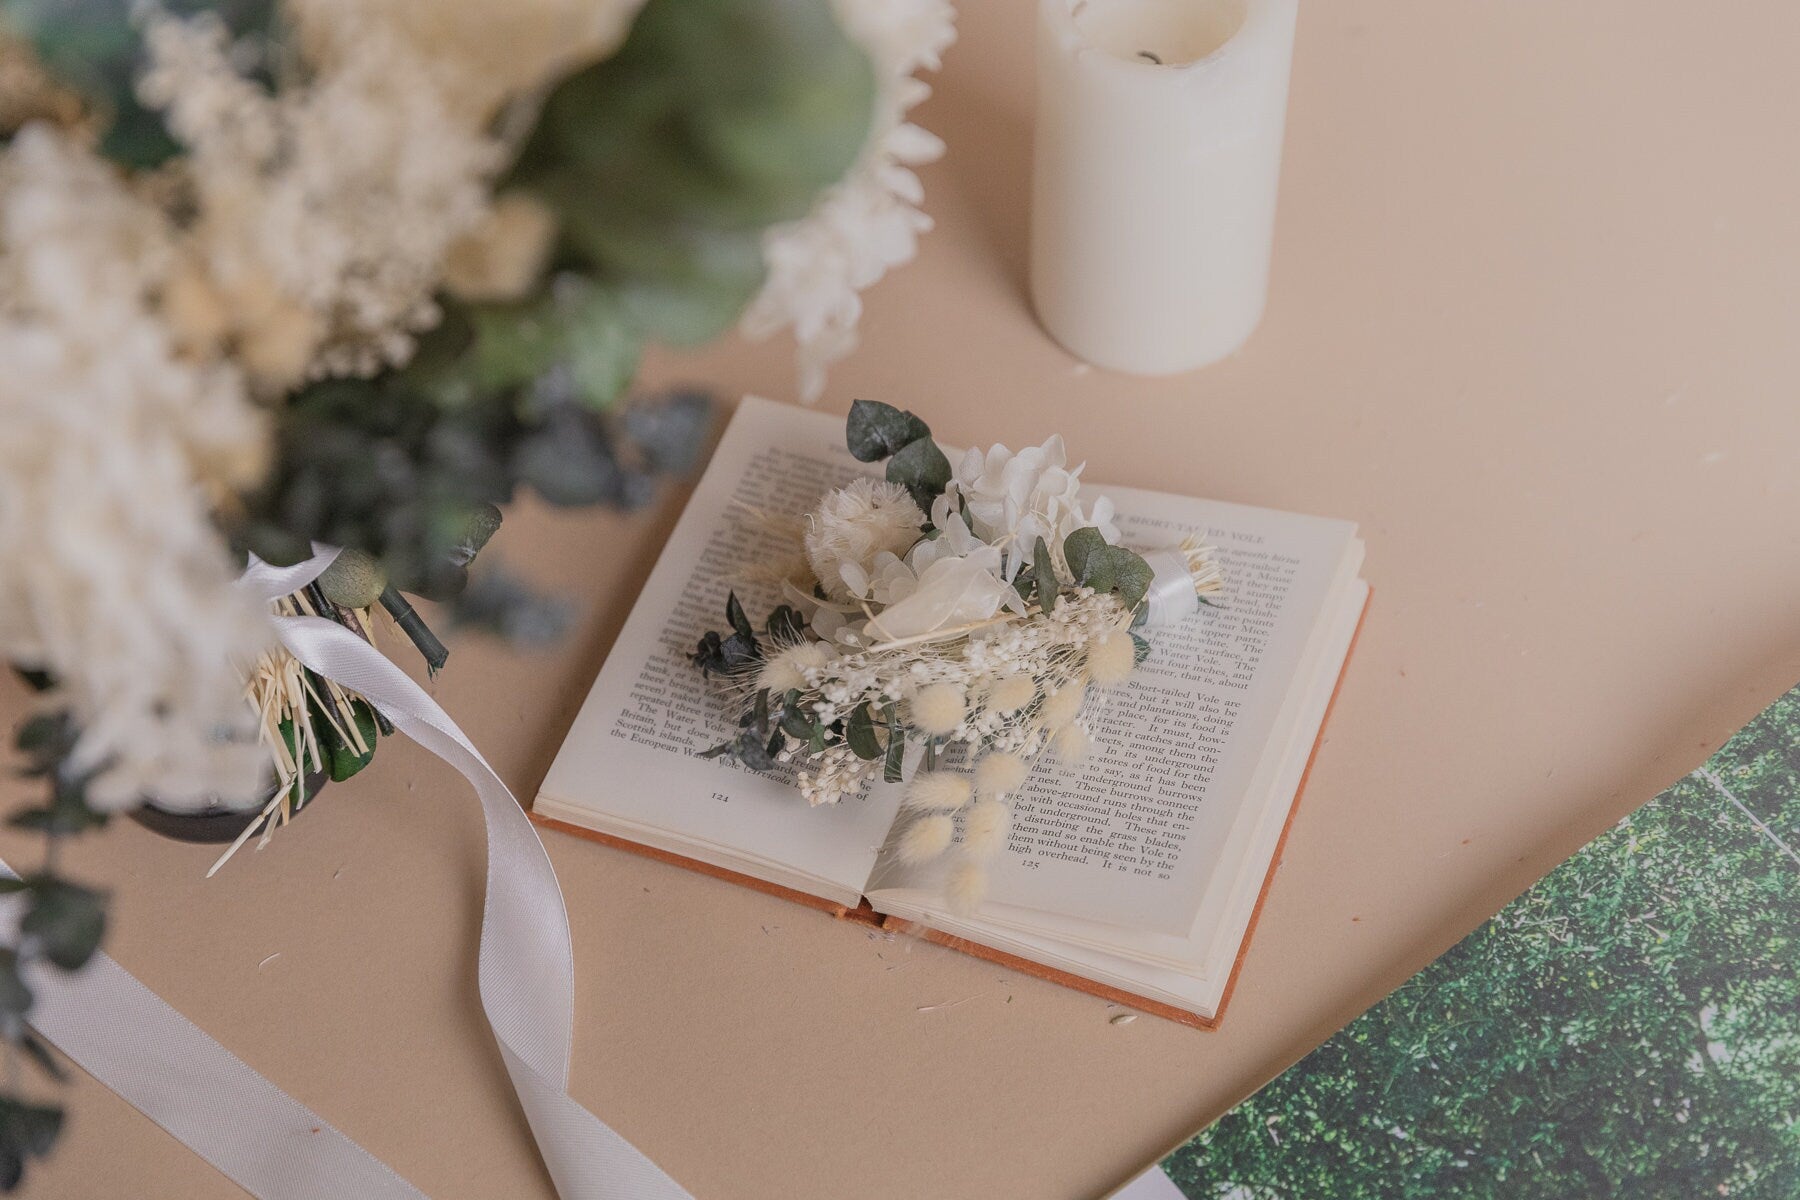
[1030,0,1299,374]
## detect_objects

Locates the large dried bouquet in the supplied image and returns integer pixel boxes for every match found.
[0,0,952,1181]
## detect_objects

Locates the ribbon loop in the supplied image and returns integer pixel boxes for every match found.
[17,548,692,1200]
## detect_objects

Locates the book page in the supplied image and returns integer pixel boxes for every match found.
[871,489,1357,935]
[537,397,901,898]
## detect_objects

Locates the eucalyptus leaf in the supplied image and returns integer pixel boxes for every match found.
[1107,547,1156,610]
[846,703,882,760]
[1063,526,1108,582]
[882,705,904,783]
[0,950,32,1019]
[19,878,105,972]
[726,592,755,642]
[885,437,952,509]
[846,399,931,463]
[1032,536,1059,614]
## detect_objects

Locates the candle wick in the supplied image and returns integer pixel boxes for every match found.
[1136,50,1163,65]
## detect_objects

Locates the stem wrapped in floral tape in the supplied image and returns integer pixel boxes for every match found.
[691,401,1223,913]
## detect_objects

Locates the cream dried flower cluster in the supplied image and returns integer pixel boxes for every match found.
[692,401,1221,912]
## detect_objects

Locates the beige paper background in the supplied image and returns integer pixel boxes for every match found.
[6,2,1800,1197]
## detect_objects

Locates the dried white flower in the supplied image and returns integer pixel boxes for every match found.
[903,771,972,812]
[1052,724,1090,763]
[740,0,956,401]
[945,858,988,915]
[0,126,272,811]
[974,751,1028,799]
[759,640,832,695]
[1088,630,1137,686]
[986,674,1036,715]
[908,682,966,737]
[962,799,1008,858]
[804,477,925,601]
[139,7,504,382]
[859,539,1023,644]
[1039,683,1087,731]
[898,812,955,864]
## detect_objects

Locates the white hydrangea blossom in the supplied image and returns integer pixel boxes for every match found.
[950,437,1122,581]
[0,127,272,811]
[740,0,956,402]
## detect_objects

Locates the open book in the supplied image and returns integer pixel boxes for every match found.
[534,396,1368,1026]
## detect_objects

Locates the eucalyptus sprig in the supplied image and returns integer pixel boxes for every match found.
[0,674,110,1188]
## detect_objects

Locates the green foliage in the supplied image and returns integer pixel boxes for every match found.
[1062,528,1154,611]
[882,703,904,783]
[846,702,882,761]
[1031,536,1059,614]
[511,0,875,345]
[844,399,952,509]
[885,437,952,512]
[846,399,933,463]
[0,1097,62,1192]
[1165,689,1800,1199]
[0,693,111,1189]
[690,591,762,677]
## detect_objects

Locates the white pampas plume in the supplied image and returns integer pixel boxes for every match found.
[963,799,1008,858]
[974,751,1028,798]
[909,682,967,736]
[898,813,955,863]
[946,859,989,915]
[904,771,972,812]
[1087,631,1137,686]
[1052,724,1090,763]
[1039,683,1086,731]
[985,674,1035,715]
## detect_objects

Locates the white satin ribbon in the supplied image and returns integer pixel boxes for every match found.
[15,548,692,1200]
[1138,549,1202,628]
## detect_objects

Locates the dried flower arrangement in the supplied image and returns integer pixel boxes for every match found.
[0,0,953,1181]
[692,401,1221,912]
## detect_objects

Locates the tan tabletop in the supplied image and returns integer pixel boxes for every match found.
[9,2,1800,1197]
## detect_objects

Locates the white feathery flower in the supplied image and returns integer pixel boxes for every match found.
[1039,683,1086,731]
[985,674,1036,715]
[1087,630,1137,686]
[804,477,925,601]
[0,127,272,811]
[908,682,967,736]
[973,751,1028,799]
[962,798,1008,859]
[898,812,955,864]
[1052,724,1090,763]
[758,639,832,694]
[945,858,988,915]
[740,0,955,401]
[903,771,972,812]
